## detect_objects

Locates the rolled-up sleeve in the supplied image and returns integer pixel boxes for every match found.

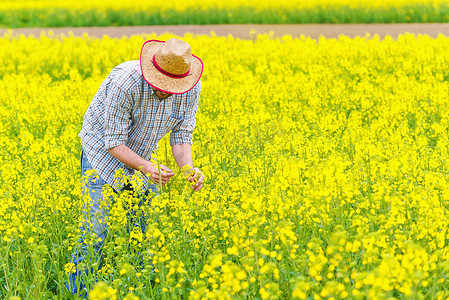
[104,83,133,150]
[170,81,201,145]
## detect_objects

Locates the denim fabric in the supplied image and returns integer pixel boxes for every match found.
[66,151,158,296]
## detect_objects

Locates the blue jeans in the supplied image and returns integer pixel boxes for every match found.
[66,151,158,295]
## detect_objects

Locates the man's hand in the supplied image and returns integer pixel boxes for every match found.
[172,144,204,192]
[145,163,175,186]
[184,166,205,192]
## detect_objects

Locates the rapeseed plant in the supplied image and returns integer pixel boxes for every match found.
[1,32,449,299]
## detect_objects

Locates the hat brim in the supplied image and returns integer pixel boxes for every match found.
[140,40,203,94]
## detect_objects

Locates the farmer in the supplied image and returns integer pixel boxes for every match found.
[66,38,205,295]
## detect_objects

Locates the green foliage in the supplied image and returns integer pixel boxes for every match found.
[1,4,449,28]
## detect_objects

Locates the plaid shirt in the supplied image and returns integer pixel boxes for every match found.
[79,60,200,190]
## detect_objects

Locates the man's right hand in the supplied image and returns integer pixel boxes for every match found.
[144,163,175,186]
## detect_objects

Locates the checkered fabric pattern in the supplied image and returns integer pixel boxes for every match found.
[79,60,201,191]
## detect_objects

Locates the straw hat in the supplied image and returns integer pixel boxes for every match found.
[140,38,203,94]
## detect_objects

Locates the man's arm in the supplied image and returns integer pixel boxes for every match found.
[172,143,193,169]
[172,143,204,192]
[109,144,174,186]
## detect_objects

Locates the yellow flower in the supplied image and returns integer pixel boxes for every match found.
[64,263,76,275]
[89,282,117,300]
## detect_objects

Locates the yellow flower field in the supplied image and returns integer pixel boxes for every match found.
[1,32,449,299]
[1,0,449,26]
[2,0,447,11]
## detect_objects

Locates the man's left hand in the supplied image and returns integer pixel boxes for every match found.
[186,167,204,192]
